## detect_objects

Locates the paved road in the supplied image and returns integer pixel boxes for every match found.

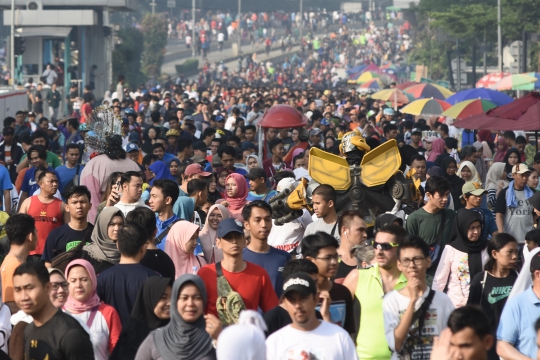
[162,23,364,76]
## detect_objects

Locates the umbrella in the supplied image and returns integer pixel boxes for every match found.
[400,98,452,116]
[476,72,510,88]
[514,72,540,91]
[445,88,514,106]
[355,71,380,84]
[452,92,540,130]
[396,82,420,90]
[441,99,497,120]
[490,73,538,91]
[404,83,455,100]
[358,78,382,90]
[371,89,410,108]
[386,6,401,11]
[363,64,381,73]
[347,64,368,74]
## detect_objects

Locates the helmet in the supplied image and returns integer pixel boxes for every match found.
[339,130,371,154]
[383,108,395,116]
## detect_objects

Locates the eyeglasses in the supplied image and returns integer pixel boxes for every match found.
[400,257,425,267]
[51,282,69,291]
[315,254,339,262]
[365,240,399,251]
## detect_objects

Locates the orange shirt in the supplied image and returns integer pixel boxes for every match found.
[1,254,23,302]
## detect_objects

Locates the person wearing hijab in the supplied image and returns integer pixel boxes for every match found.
[472,142,488,184]
[110,277,172,360]
[148,161,175,186]
[82,207,125,274]
[216,310,267,360]
[529,191,540,227]
[486,162,508,209]
[441,157,465,210]
[64,259,122,360]
[457,160,480,183]
[503,148,521,182]
[199,204,230,264]
[246,154,262,170]
[220,173,248,221]
[166,221,206,278]
[433,209,489,308]
[493,137,509,163]
[135,274,220,360]
[168,158,181,183]
[427,137,445,162]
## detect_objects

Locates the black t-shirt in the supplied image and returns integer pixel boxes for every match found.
[329,282,356,335]
[335,261,356,282]
[140,249,176,279]
[80,251,115,275]
[263,305,323,337]
[96,264,159,326]
[24,310,94,360]
[41,224,94,262]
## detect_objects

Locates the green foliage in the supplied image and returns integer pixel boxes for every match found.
[141,14,168,79]
[430,4,496,41]
[112,27,145,89]
[175,58,200,75]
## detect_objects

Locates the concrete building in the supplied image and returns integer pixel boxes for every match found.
[1,0,134,101]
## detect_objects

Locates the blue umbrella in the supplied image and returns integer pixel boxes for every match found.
[347,64,368,74]
[445,88,514,106]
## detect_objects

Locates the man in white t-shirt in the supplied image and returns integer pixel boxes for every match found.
[304,184,340,241]
[266,272,358,360]
[383,235,454,360]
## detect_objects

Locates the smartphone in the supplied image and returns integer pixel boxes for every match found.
[115,180,123,197]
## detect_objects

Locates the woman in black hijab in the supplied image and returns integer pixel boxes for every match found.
[135,274,219,360]
[433,209,489,307]
[111,277,172,360]
[441,157,465,210]
[503,148,521,182]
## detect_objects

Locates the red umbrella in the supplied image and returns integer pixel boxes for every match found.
[452,92,540,130]
[475,72,510,88]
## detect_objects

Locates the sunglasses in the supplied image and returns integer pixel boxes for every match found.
[364,240,399,251]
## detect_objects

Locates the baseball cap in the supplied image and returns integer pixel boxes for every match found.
[129,131,141,142]
[217,218,245,238]
[241,141,256,151]
[461,181,487,198]
[411,128,422,135]
[245,167,267,180]
[184,163,211,177]
[531,252,540,273]
[215,115,225,122]
[193,141,208,152]
[125,143,139,153]
[298,129,309,142]
[48,123,57,131]
[309,128,321,137]
[320,119,330,126]
[184,115,194,122]
[213,110,221,116]
[47,267,64,276]
[282,272,317,298]
[512,163,531,174]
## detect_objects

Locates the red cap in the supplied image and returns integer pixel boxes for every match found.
[185,163,211,177]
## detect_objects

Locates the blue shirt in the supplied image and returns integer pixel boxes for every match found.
[55,164,84,189]
[497,286,540,358]
[21,166,63,195]
[155,213,179,251]
[242,247,291,297]
[246,190,277,203]
[0,165,12,211]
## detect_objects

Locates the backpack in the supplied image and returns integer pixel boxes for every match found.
[215,262,246,326]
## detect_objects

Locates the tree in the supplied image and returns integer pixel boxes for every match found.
[112,27,145,89]
[141,14,168,79]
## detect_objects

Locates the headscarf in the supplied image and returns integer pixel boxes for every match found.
[289,148,304,168]
[173,197,195,221]
[63,259,101,314]
[427,138,445,162]
[448,209,488,281]
[493,137,508,163]
[110,277,172,360]
[149,160,175,186]
[216,310,267,360]
[83,207,124,264]
[165,221,206,278]
[199,204,229,264]
[481,141,493,161]
[245,154,262,169]
[504,148,521,181]
[224,173,248,221]
[153,274,213,360]
[457,160,480,183]
[441,157,465,209]
[486,167,507,201]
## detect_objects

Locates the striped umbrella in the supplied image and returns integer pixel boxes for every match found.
[400,98,452,116]
[513,72,540,91]
[358,78,382,90]
[371,89,410,110]
[355,71,381,84]
[441,99,497,120]
[476,72,510,88]
[404,83,455,100]
[491,73,538,91]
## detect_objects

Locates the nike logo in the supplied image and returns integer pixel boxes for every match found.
[28,179,36,186]
[488,292,509,304]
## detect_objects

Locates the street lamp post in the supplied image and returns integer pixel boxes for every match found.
[497,0,502,72]
[237,0,241,55]
[192,0,196,58]
[10,0,15,87]
[299,0,303,40]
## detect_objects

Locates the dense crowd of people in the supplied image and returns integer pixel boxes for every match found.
[0,18,538,360]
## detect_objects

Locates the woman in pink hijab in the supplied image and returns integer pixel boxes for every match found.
[222,173,248,221]
[64,259,122,360]
[427,138,445,162]
[165,220,207,278]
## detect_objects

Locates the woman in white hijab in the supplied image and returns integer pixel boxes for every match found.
[457,160,481,184]
[216,310,266,360]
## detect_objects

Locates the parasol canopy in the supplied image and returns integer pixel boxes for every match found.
[476,72,510,88]
[404,83,454,100]
[445,88,514,106]
[490,73,538,91]
[441,99,497,120]
[400,98,452,116]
